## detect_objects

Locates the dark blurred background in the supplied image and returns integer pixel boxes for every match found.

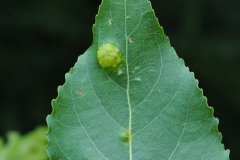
[0,0,239,159]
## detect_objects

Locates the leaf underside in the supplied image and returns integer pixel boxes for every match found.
[46,0,229,159]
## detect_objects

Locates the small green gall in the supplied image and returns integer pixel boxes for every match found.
[119,130,131,144]
[97,43,122,69]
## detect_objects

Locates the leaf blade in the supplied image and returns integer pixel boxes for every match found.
[46,0,229,159]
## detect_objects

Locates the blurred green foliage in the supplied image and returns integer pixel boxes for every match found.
[0,126,47,160]
[0,0,239,159]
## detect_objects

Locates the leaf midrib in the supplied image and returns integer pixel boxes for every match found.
[124,0,133,160]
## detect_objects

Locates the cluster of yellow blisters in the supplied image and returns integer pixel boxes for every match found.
[97,43,122,69]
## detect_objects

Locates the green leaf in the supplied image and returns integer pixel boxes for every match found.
[46,0,229,159]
